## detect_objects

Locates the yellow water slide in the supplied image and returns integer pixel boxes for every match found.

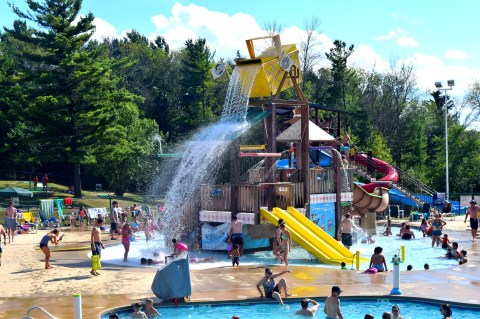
[260,207,365,264]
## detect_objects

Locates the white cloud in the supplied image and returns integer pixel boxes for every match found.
[403,53,480,95]
[373,27,418,47]
[444,49,471,61]
[91,17,121,42]
[349,44,389,72]
[396,34,418,47]
[390,13,409,21]
[89,3,480,102]
[373,29,397,41]
[150,3,263,59]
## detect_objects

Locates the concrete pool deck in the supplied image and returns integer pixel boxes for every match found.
[0,218,478,318]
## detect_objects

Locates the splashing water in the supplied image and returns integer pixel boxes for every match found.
[153,134,162,154]
[150,63,261,254]
[221,64,260,122]
[331,148,351,192]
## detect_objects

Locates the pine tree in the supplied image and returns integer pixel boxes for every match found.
[4,0,145,197]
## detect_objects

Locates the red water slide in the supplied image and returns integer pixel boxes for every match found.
[355,153,399,193]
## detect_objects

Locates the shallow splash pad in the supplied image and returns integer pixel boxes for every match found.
[98,227,461,271]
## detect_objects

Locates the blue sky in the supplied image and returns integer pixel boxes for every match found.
[1,0,479,96]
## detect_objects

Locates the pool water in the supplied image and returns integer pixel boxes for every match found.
[102,299,480,319]
[100,226,460,271]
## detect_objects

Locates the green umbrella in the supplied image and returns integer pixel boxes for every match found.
[0,187,33,198]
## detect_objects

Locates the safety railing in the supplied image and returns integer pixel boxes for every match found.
[353,158,441,214]
[21,306,57,319]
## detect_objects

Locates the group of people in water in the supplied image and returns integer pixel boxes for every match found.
[31,199,478,319]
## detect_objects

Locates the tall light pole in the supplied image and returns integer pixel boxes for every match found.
[434,80,455,200]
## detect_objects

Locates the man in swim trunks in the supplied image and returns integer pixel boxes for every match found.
[110,201,120,240]
[229,214,244,254]
[295,298,319,316]
[338,213,358,250]
[324,286,344,319]
[5,201,17,243]
[464,199,479,241]
[91,218,105,276]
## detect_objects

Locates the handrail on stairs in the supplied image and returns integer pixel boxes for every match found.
[21,306,57,319]
[353,158,439,207]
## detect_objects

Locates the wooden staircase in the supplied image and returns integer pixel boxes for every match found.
[352,161,441,215]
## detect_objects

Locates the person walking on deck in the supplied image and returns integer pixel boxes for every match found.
[465,199,479,241]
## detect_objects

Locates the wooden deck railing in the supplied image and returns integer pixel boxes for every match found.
[199,167,354,213]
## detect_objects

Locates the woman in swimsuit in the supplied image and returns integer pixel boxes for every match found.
[272,219,285,262]
[401,225,415,240]
[256,267,292,305]
[279,223,291,267]
[429,214,447,247]
[121,223,132,262]
[369,246,387,272]
[39,229,63,269]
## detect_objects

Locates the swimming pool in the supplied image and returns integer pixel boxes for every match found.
[101,298,480,319]
[99,226,460,271]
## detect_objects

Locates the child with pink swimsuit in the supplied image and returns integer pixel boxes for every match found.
[121,223,132,262]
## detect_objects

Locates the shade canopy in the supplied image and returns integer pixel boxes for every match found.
[276,119,335,142]
[0,187,33,197]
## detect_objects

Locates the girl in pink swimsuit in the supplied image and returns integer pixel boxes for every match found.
[121,223,132,262]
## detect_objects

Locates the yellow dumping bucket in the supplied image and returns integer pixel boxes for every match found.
[236,35,302,98]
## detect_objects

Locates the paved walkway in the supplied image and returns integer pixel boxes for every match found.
[0,218,478,318]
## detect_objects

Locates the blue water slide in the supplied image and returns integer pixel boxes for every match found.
[389,189,466,215]
[276,150,332,169]
[388,188,417,207]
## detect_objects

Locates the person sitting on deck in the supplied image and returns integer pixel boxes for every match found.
[256,267,292,305]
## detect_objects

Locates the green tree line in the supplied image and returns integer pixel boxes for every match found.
[1,1,479,198]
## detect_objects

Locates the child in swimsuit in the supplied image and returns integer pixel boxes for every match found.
[231,244,240,267]
[441,234,451,249]
[121,223,132,262]
[445,247,453,258]
[420,218,428,237]
[369,246,387,272]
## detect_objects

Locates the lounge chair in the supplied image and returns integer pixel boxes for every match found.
[17,212,38,234]
[38,210,59,229]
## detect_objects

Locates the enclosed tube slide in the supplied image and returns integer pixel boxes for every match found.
[355,153,399,193]
[352,183,390,214]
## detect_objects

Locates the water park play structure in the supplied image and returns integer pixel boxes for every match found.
[139,34,462,304]
[150,34,387,268]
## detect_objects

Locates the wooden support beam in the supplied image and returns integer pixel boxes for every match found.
[289,65,310,218]
[230,139,240,214]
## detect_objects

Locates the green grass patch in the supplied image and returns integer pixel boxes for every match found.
[0,180,162,225]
